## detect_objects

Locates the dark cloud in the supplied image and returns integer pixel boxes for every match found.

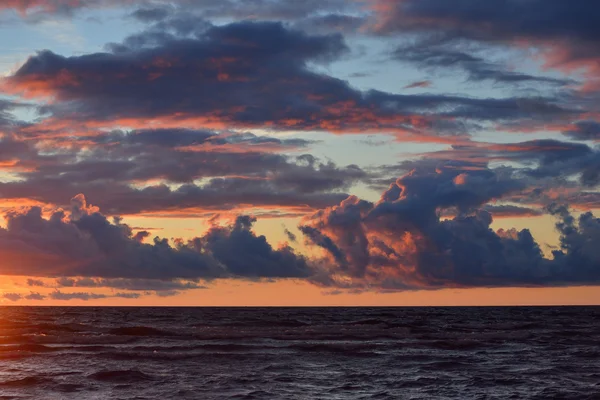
[48,291,106,301]
[1,292,23,302]
[0,194,312,286]
[300,165,600,291]
[21,278,164,300]
[371,0,600,89]
[548,204,600,279]
[293,14,367,34]
[510,141,600,187]
[371,0,600,44]
[422,139,600,187]
[283,227,297,242]
[186,215,311,278]
[89,128,315,151]
[394,45,571,86]
[441,204,544,219]
[54,277,206,291]
[130,6,173,22]
[0,100,16,125]
[0,129,364,216]
[25,292,46,300]
[113,292,142,299]
[1,0,362,23]
[1,291,46,301]
[0,177,352,217]
[190,0,355,21]
[4,21,578,139]
[153,289,180,297]
[6,22,353,130]
[46,290,140,301]
[563,121,600,141]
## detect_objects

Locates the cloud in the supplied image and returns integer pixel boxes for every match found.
[422,139,600,187]
[48,291,107,301]
[0,130,366,216]
[394,45,572,86]
[1,0,362,23]
[2,20,578,140]
[54,277,206,291]
[1,292,23,302]
[0,100,31,130]
[300,164,600,291]
[284,227,297,242]
[293,14,367,34]
[563,121,600,141]
[1,291,46,301]
[481,205,543,218]
[548,204,600,278]
[0,194,312,286]
[0,0,113,15]
[369,0,600,90]
[26,278,45,287]
[25,292,46,300]
[45,290,140,301]
[0,178,352,218]
[4,22,356,130]
[130,6,173,22]
[370,0,600,44]
[441,204,543,219]
[403,80,431,89]
[184,215,312,278]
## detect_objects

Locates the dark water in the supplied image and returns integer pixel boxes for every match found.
[0,307,598,399]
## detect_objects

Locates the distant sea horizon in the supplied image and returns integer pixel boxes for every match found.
[2,304,600,307]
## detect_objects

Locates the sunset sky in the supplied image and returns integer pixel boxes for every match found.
[0,0,599,305]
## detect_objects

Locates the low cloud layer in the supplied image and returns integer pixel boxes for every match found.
[1,290,140,302]
[301,166,600,291]
[0,195,311,287]
[2,172,600,296]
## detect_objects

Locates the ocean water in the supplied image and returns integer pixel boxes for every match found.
[0,307,598,399]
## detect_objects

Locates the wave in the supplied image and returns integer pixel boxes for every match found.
[342,319,387,326]
[88,369,156,383]
[108,326,175,336]
[191,319,309,328]
[417,339,485,350]
[0,343,60,353]
[0,376,54,388]
[130,343,273,352]
[288,342,383,356]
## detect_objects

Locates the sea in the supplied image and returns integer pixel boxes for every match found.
[0,307,598,399]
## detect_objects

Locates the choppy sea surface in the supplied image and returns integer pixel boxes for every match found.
[0,307,598,399]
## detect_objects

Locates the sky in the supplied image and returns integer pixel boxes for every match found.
[0,0,599,306]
